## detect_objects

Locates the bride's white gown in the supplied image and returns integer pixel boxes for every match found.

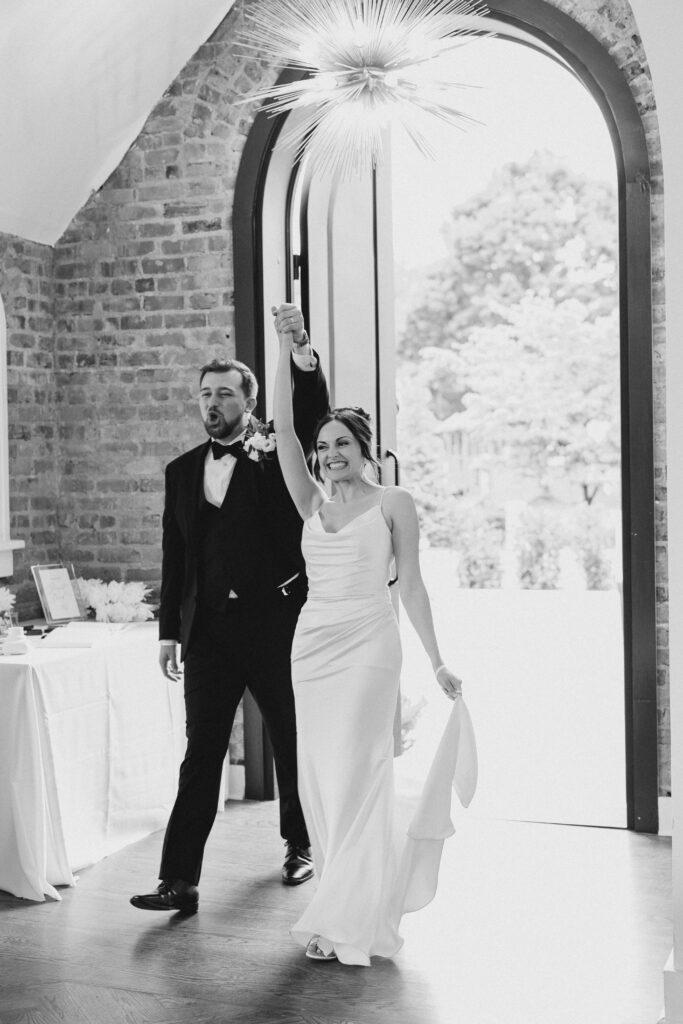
[290,493,477,966]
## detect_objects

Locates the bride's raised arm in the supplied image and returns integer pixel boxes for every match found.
[273,324,326,521]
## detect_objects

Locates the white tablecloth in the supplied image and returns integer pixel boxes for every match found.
[0,622,187,902]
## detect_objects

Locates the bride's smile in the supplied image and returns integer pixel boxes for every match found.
[316,425,360,481]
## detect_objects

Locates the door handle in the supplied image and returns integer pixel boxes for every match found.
[384,448,400,486]
[384,449,400,586]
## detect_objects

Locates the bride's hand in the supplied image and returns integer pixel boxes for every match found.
[271,305,288,348]
[271,303,305,348]
[435,665,463,701]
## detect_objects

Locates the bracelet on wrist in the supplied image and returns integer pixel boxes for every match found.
[292,330,310,348]
[434,664,447,678]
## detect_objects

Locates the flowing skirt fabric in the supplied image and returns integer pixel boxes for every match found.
[290,504,477,966]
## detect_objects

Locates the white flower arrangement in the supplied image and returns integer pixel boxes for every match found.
[76,578,155,623]
[0,585,16,619]
[244,424,277,462]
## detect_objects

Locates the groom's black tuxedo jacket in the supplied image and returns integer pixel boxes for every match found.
[159,358,329,659]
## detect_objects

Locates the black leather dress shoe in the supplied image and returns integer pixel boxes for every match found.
[282,842,314,886]
[130,881,199,912]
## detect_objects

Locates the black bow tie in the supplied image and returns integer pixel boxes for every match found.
[211,439,244,460]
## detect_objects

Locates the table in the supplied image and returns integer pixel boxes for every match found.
[0,622,188,902]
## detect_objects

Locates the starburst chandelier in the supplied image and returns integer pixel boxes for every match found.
[237,0,491,178]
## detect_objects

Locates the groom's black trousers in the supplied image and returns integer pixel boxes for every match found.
[159,587,309,886]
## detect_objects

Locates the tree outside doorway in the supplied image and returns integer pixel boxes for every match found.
[397,152,620,594]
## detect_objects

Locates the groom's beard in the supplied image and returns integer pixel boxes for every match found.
[203,409,244,440]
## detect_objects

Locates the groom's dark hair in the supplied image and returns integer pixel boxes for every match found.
[198,358,258,402]
[312,407,380,482]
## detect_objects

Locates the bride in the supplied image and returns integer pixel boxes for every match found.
[272,313,473,966]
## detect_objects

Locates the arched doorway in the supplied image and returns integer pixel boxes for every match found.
[233,0,657,833]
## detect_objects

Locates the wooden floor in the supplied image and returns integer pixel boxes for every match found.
[0,801,672,1024]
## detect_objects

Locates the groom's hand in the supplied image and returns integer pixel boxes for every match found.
[271,303,305,346]
[159,643,182,681]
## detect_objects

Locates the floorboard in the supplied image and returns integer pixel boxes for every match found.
[0,801,672,1024]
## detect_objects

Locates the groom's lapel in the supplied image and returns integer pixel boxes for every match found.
[185,441,210,540]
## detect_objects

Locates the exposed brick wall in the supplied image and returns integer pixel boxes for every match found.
[0,232,59,616]
[50,3,274,598]
[0,0,671,791]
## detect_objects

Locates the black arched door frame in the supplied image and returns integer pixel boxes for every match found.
[233,0,658,832]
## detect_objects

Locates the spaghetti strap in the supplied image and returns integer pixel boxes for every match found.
[379,486,388,511]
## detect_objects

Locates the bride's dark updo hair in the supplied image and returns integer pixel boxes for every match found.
[313,406,380,481]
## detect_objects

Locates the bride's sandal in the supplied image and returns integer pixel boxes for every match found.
[305,936,337,961]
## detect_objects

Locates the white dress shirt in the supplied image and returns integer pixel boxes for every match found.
[204,430,245,508]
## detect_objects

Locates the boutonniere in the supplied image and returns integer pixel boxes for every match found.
[243,422,277,462]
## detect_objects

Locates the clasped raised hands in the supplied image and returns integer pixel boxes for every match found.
[271,303,306,347]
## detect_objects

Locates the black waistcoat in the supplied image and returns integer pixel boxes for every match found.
[195,457,301,608]
[196,498,235,615]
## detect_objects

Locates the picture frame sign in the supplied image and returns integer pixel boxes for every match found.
[31,564,86,624]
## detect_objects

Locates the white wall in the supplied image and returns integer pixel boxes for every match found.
[0,0,236,243]
[0,296,24,576]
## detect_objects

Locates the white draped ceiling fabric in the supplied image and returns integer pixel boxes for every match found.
[0,0,236,245]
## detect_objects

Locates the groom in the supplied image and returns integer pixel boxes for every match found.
[131,304,329,912]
